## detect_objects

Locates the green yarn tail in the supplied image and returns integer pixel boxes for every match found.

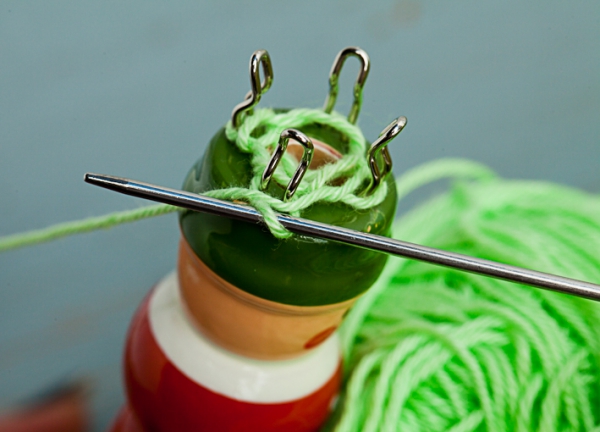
[325,160,600,432]
[0,204,176,253]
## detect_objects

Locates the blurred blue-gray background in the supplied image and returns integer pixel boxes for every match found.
[1,1,598,430]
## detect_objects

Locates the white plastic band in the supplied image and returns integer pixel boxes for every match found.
[149,272,341,403]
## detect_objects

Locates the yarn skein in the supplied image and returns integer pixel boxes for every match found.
[327,159,600,432]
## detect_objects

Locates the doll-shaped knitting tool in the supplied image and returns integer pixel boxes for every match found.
[109,47,405,432]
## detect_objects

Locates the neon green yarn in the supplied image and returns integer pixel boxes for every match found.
[0,204,176,253]
[327,159,600,432]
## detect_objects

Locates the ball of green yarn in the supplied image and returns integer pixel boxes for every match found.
[328,159,600,432]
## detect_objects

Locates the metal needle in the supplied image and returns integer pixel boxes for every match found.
[84,173,600,302]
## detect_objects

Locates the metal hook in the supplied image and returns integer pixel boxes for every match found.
[363,116,407,195]
[261,129,314,202]
[231,49,274,128]
[323,47,370,124]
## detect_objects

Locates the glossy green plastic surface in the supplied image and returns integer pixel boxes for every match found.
[179,122,397,306]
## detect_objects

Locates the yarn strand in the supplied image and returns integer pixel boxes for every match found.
[0,204,176,253]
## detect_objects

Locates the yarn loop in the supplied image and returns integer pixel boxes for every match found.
[204,107,388,238]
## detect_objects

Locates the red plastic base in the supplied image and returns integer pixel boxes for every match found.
[111,289,341,432]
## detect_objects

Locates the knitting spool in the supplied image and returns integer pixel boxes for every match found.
[179,48,402,359]
[110,47,405,431]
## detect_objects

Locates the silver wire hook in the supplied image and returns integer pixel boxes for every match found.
[231,49,274,128]
[323,47,370,124]
[363,116,407,195]
[261,129,315,202]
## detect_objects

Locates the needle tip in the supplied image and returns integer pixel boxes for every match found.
[83,173,128,192]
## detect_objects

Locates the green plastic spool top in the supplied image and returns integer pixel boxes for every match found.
[179,120,398,306]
